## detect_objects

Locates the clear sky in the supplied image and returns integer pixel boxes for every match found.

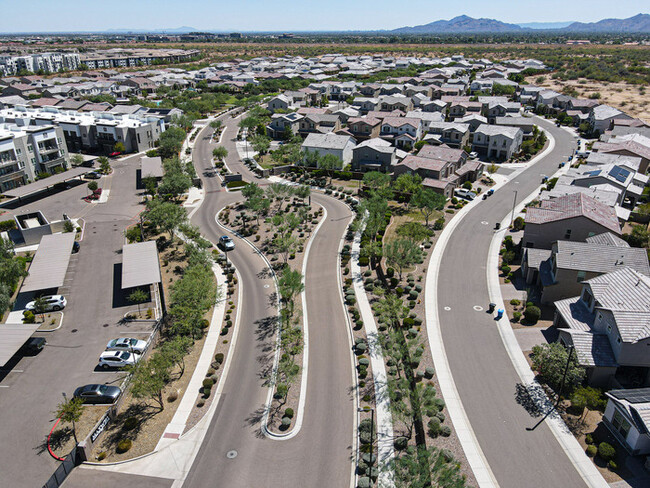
[0,1,647,33]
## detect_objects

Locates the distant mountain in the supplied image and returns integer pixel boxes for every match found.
[563,14,650,32]
[517,21,574,30]
[103,26,197,34]
[392,15,524,34]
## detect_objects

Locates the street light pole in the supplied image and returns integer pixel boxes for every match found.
[555,345,575,408]
[509,190,518,227]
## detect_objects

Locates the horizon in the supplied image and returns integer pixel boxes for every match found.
[0,1,647,34]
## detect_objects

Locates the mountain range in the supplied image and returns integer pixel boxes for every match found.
[391,13,650,34]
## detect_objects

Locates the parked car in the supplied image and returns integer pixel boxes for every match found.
[469,152,478,159]
[25,295,66,312]
[20,337,46,355]
[454,189,476,201]
[106,337,147,355]
[74,384,122,404]
[85,171,101,179]
[109,151,122,158]
[98,351,138,369]
[219,235,235,251]
[72,241,80,253]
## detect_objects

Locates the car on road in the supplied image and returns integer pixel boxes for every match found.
[73,384,122,404]
[106,337,148,355]
[20,337,46,355]
[85,171,101,179]
[98,350,138,369]
[454,188,476,201]
[25,295,66,312]
[219,235,235,251]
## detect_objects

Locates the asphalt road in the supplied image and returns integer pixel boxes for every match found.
[0,154,156,487]
[183,116,356,487]
[436,119,585,487]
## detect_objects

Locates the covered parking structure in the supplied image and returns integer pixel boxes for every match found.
[20,233,76,293]
[121,241,163,315]
[0,323,41,367]
[0,167,90,208]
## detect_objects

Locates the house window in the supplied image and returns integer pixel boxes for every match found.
[27,144,33,153]
[612,409,631,440]
[607,325,612,333]
[577,271,586,282]
[564,229,572,239]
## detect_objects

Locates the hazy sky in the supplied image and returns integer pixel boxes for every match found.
[0,1,647,32]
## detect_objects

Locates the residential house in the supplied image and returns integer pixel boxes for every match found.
[351,138,396,173]
[425,122,470,149]
[267,94,292,113]
[486,102,522,124]
[521,193,622,249]
[301,132,356,165]
[421,99,448,113]
[298,114,341,136]
[602,388,650,455]
[380,117,422,149]
[494,117,536,138]
[267,112,303,139]
[448,101,482,120]
[457,114,488,133]
[554,268,650,386]
[522,236,649,304]
[405,111,445,134]
[347,116,381,141]
[589,105,633,135]
[354,97,380,114]
[378,95,413,113]
[472,124,523,160]
[593,137,650,174]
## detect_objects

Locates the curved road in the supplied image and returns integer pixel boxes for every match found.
[185,115,355,487]
[436,118,585,487]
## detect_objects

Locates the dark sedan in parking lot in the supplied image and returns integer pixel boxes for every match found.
[73,384,122,404]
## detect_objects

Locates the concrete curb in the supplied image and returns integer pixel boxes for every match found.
[351,214,395,488]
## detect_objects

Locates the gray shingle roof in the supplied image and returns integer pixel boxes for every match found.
[586,232,629,248]
[302,132,354,150]
[561,330,618,367]
[554,241,650,276]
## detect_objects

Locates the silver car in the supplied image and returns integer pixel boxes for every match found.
[106,337,147,355]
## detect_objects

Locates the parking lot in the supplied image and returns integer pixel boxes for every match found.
[0,153,159,487]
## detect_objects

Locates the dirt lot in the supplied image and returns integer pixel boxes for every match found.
[527,75,650,122]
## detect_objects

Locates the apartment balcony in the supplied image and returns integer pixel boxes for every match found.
[40,155,66,170]
[0,168,26,184]
[0,157,18,167]
[38,145,61,156]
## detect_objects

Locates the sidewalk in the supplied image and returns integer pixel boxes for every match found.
[81,263,232,486]
[350,217,394,488]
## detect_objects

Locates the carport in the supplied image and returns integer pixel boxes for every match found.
[122,241,163,315]
[0,323,40,366]
[20,233,76,293]
[1,167,89,204]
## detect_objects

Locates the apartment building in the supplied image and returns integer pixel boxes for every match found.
[0,123,69,193]
[0,106,165,155]
[0,52,80,76]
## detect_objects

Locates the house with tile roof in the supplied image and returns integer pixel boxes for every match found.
[351,138,396,173]
[472,124,523,160]
[554,268,650,386]
[522,236,649,304]
[588,105,633,135]
[522,193,622,250]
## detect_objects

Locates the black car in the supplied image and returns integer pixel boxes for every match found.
[21,337,46,355]
[73,384,122,404]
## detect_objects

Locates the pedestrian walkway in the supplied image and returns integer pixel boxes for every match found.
[350,217,394,488]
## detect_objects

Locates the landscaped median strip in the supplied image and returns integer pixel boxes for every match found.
[351,215,395,488]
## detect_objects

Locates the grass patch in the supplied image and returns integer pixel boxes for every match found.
[226,180,248,190]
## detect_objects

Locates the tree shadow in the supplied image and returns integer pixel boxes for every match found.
[254,315,278,342]
[34,426,73,455]
[99,402,159,452]
[244,405,268,439]
[514,382,543,418]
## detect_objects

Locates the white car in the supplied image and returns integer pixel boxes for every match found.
[454,188,476,201]
[25,295,67,312]
[98,351,138,369]
[106,337,148,355]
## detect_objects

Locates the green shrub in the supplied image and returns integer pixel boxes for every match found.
[440,425,451,437]
[359,358,370,366]
[510,299,520,306]
[394,436,408,451]
[608,460,617,471]
[441,449,454,463]
[428,417,441,436]
[434,398,445,411]
[501,264,511,275]
[23,310,35,324]
[281,416,292,428]
[425,367,435,379]
[523,306,541,324]
[359,418,373,434]
[436,411,445,422]
[359,256,369,266]
[586,445,597,457]
[357,477,371,488]
[0,219,17,232]
[512,311,522,322]
[386,267,394,278]
[116,439,132,454]
[123,417,138,431]
[585,434,594,445]
[598,442,616,461]
[215,353,224,364]
[403,317,415,327]
[203,378,214,389]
